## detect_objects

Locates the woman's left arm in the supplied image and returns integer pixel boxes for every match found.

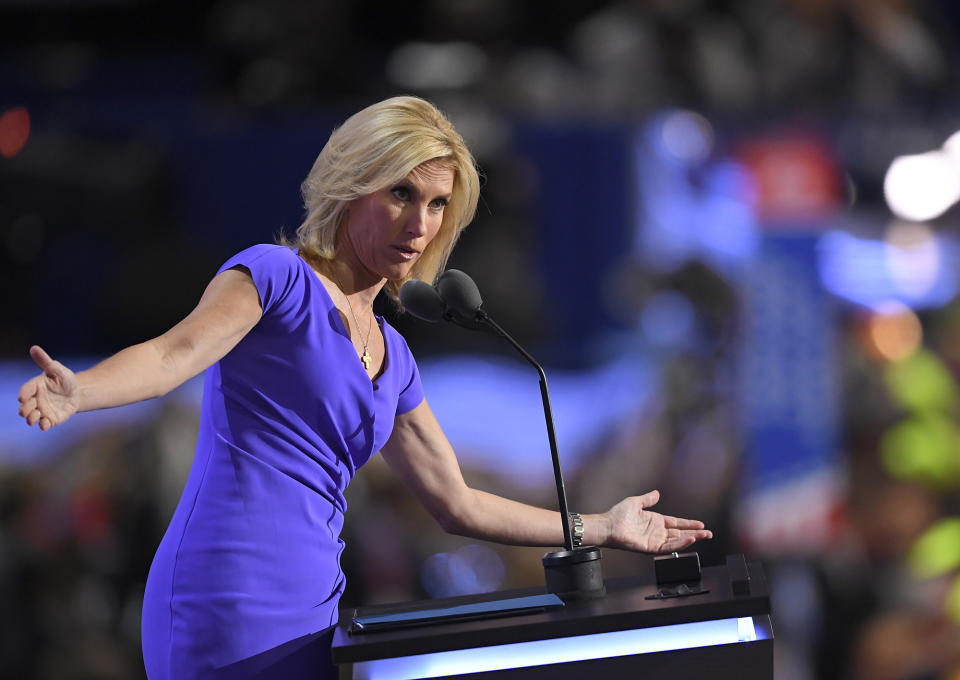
[380,400,712,553]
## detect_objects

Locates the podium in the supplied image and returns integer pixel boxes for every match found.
[331,558,773,679]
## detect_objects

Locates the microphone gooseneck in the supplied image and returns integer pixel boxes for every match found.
[470,312,575,552]
[419,270,574,551]
[402,269,605,600]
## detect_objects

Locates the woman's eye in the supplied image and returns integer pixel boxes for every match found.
[430,198,449,211]
[391,186,410,201]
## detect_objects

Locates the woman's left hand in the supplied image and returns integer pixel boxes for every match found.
[600,490,712,553]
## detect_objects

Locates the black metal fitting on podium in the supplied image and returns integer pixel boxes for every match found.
[542,546,606,600]
[654,551,702,585]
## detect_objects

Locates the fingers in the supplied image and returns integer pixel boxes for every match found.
[662,535,696,553]
[664,515,706,530]
[675,528,712,541]
[24,406,42,427]
[17,376,54,430]
[18,373,39,405]
[18,380,39,420]
[22,397,44,427]
[18,391,35,412]
[21,403,55,430]
[661,529,713,553]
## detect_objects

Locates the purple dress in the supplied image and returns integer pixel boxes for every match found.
[141,244,424,679]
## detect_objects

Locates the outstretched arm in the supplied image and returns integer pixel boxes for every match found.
[18,267,262,431]
[380,399,712,553]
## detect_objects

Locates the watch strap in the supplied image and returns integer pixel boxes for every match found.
[568,512,584,548]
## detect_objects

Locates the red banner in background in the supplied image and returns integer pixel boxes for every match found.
[737,135,844,225]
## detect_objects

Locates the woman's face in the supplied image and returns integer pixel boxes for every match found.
[342,159,455,282]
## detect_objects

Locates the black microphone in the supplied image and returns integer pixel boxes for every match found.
[436,269,482,317]
[399,279,445,323]
[399,271,605,601]
[401,272,489,332]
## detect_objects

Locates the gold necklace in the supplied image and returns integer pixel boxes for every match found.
[333,271,374,370]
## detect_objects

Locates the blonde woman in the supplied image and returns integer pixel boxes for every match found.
[17,96,711,679]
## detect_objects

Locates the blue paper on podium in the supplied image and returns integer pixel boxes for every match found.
[350,593,565,633]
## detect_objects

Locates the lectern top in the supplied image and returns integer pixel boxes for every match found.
[332,561,770,664]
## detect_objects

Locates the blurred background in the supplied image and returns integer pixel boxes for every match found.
[2,0,960,678]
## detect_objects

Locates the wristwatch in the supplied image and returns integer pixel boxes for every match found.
[568,512,584,548]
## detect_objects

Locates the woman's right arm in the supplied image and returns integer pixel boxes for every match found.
[18,267,262,431]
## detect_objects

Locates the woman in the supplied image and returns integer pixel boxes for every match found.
[17,96,712,678]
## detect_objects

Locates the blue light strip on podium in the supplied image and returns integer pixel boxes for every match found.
[353,616,766,679]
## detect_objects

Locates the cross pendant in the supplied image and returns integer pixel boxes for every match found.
[361,351,371,370]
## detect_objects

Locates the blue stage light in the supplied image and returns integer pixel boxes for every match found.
[353,616,766,679]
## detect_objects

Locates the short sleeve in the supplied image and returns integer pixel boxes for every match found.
[382,325,424,415]
[396,355,424,415]
[217,245,301,318]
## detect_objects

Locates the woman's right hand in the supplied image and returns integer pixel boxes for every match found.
[18,345,79,431]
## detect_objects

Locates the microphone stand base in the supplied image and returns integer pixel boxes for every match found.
[542,547,605,601]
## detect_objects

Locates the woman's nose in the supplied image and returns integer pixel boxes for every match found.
[405,206,429,236]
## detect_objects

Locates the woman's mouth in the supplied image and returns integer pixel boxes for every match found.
[393,245,418,261]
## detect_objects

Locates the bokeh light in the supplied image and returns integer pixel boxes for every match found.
[880,414,960,489]
[943,130,960,161]
[0,106,30,158]
[818,228,959,309]
[658,109,714,166]
[907,518,960,579]
[421,544,505,598]
[883,348,958,414]
[884,150,960,222]
[884,221,942,301]
[947,575,960,624]
[387,42,488,89]
[864,301,923,363]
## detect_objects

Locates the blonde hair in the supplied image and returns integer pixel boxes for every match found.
[292,96,480,299]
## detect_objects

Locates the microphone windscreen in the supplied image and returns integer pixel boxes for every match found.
[437,270,483,316]
[399,279,445,322]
